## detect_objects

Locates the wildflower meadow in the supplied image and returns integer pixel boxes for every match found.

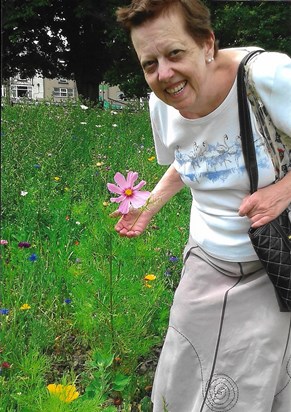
[0,101,191,411]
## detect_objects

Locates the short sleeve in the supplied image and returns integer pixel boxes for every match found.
[251,52,291,140]
[149,93,175,165]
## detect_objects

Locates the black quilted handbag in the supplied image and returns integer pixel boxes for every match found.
[238,51,291,312]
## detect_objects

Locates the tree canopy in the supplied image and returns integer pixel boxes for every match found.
[2,0,131,102]
[209,1,291,55]
[2,0,290,102]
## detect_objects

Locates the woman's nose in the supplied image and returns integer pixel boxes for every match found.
[158,60,174,82]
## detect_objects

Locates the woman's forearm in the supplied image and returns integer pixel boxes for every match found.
[146,164,185,218]
[275,170,291,206]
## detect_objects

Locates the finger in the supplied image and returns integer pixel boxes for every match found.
[109,210,123,218]
[238,195,251,216]
[251,215,272,228]
[118,229,138,238]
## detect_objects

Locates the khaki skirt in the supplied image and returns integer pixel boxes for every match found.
[151,238,291,412]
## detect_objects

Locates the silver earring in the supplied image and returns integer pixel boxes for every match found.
[207,57,214,63]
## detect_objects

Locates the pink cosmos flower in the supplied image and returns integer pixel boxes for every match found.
[107,171,150,214]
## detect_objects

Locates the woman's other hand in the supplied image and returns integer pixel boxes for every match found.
[239,172,291,228]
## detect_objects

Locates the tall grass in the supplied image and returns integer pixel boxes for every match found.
[0,102,191,411]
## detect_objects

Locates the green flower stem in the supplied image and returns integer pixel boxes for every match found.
[129,196,153,231]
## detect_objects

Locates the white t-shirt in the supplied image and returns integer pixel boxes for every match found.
[149,50,291,262]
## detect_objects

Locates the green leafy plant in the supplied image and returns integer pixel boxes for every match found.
[83,351,130,402]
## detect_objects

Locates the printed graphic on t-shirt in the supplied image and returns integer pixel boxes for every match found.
[175,134,270,184]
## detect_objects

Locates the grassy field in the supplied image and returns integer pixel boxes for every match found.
[0,101,191,411]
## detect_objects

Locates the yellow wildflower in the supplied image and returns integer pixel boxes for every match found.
[148,156,156,162]
[47,384,79,403]
[103,201,109,207]
[54,176,61,181]
[20,304,31,311]
[96,162,104,167]
[144,274,156,281]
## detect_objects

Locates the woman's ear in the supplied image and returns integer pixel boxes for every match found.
[204,32,215,59]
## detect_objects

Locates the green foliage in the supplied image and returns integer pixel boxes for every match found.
[82,351,130,400]
[209,1,291,55]
[1,102,190,411]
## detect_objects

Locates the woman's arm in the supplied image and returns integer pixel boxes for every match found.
[239,171,291,228]
[112,164,185,237]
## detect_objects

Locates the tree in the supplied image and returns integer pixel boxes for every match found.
[2,0,131,102]
[208,1,291,56]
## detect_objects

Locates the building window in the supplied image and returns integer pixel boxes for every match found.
[11,85,32,99]
[17,77,30,83]
[53,88,74,98]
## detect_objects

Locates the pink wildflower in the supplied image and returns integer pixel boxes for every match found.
[107,171,150,214]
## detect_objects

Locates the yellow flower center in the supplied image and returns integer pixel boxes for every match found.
[124,188,133,196]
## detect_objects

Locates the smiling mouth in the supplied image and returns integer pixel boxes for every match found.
[166,81,187,95]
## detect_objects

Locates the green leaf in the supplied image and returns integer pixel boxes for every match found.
[140,396,152,412]
[111,372,130,391]
[92,351,114,368]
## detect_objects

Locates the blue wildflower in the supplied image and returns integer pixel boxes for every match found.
[169,256,178,262]
[0,309,9,315]
[28,253,37,262]
[64,299,72,304]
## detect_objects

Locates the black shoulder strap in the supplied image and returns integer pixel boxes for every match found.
[237,50,265,193]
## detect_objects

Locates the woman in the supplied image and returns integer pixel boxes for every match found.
[114,1,291,411]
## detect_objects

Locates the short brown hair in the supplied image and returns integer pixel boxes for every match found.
[116,0,218,55]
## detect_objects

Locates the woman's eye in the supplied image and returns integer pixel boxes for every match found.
[170,49,181,57]
[143,61,156,72]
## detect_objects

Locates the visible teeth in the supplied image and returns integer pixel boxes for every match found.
[166,81,187,95]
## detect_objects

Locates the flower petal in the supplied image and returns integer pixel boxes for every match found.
[118,198,131,214]
[107,183,123,195]
[114,172,127,189]
[144,274,156,281]
[133,180,146,191]
[130,191,151,208]
[62,385,79,403]
[47,384,61,394]
[126,171,138,187]
[110,195,126,204]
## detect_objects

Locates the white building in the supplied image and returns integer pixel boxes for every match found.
[2,75,125,107]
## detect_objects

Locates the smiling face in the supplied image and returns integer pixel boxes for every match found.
[131,6,215,118]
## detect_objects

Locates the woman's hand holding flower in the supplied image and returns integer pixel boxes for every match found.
[110,208,153,237]
[107,171,152,237]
